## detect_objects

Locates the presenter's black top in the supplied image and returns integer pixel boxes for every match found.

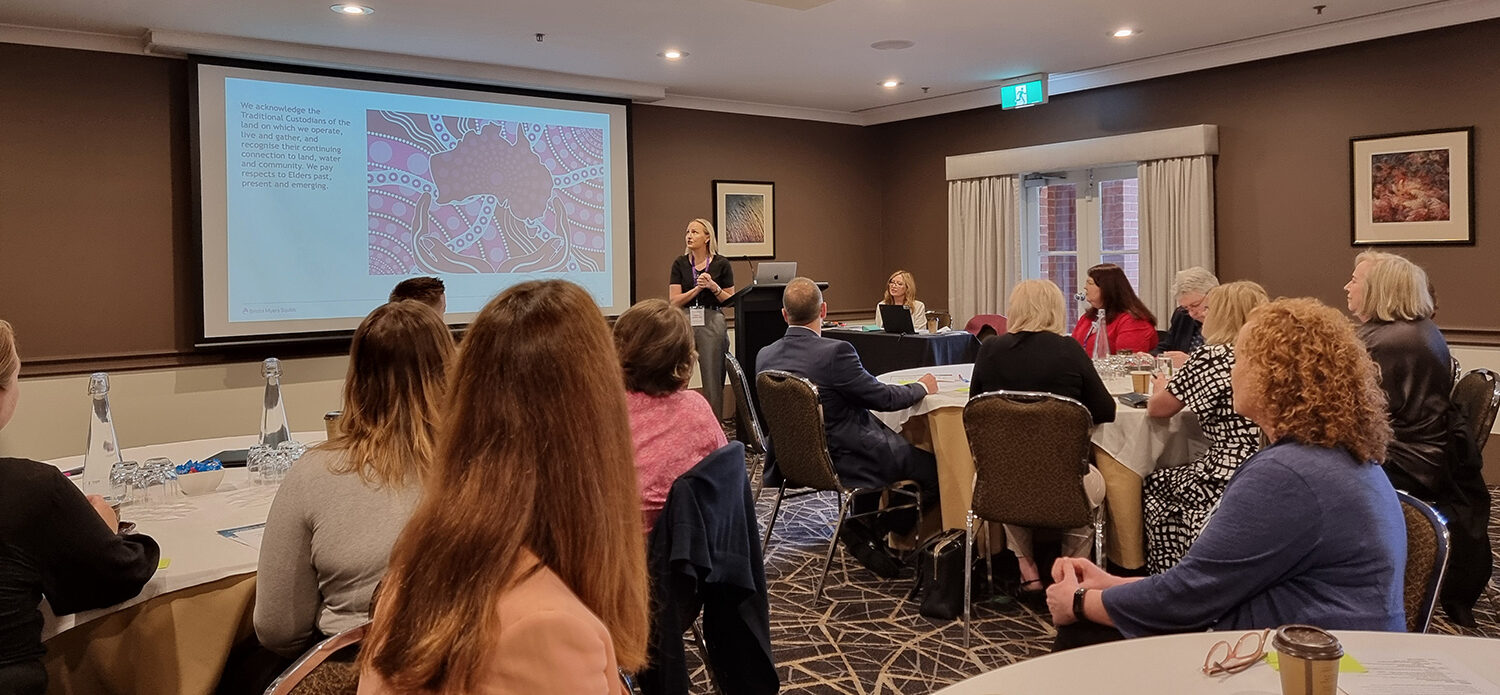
[968,331,1116,426]
[670,254,735,310]
[0,457,160,695]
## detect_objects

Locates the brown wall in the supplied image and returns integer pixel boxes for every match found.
[0,44,194,366]
[0,45,885,373]
[874,19,1500,340]
[5,19,1500,374]
[630,105,884,314]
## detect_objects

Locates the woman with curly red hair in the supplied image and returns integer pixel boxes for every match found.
[1045,298,1406,648]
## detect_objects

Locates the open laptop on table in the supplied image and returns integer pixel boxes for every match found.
[753,262,797,285]
[879,304,918,334]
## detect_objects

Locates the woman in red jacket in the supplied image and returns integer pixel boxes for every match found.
[1071,263,1158,354]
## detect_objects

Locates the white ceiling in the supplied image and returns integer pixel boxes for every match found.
[2,0,1497,123]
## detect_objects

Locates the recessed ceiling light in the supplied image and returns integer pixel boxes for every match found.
[870,39,915,51]
[1112,28,1137,38]
[331,4,374,15]
[881,79,901,88]
[660,49,686,60]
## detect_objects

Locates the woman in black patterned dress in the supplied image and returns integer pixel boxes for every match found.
[1142,281,1267,573]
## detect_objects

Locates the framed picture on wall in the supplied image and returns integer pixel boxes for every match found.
[713,180,775,258]
[1350,127,1474,245]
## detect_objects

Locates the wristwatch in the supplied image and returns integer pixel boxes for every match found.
[1073,587,1090,621]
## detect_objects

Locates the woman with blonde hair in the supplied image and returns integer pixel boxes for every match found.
[1047,298,1405,647]
[668,218,735,421]
[359,280,648,694]
[969,278,1113,596]
[256,300,455,658]
[0,320,161,695]
[1141,281,1267,573]
[875,270,926,329]
[1345,250,1491,625]
[614,298,728,532]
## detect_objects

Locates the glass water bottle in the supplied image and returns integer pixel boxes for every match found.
[259,358,291,448]
[81,372,124,502]
[1090,308,1112,361]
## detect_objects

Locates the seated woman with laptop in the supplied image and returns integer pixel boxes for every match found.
[874,270,926,331]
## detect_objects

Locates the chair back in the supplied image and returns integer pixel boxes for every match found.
[925,310,952,331]
[963,391,1094,529]
[264,623,366,695]
[755,370,842,492]
[1396,490,1450,633]
[963,314,1008,341]
[725,351,767,455]
[1452,368,1500,452]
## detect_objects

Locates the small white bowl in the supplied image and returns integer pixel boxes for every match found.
[177,468,226,496]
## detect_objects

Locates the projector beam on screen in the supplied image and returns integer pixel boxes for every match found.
[194,60,633,343]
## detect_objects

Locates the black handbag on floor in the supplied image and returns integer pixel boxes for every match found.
[907,528,969,620]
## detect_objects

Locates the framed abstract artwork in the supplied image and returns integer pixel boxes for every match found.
[1350,127,1474,245]
[713,180,775,258]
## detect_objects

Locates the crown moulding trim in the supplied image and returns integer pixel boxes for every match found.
[5,0,1500,125]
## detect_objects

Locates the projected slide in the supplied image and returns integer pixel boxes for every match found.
[367,113,606,276]
[197,63,632,341]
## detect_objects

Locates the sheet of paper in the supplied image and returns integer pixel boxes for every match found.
[218,522,267,550]
[1340,653,1500,695]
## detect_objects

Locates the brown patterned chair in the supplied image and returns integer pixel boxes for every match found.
[726,351,767,499]
[263,623,365,695]
[1397,490,1450,633]
[755,370,920,601]
[1452,368,1499,451]
[962,390,1103,645]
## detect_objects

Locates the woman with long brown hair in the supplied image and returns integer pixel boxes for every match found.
[359,280,649,694]
[1071,263,1158,354]
[256,300,455,657]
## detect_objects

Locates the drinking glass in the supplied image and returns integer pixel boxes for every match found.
[248,444,270,485]
[145,457,176,498]
[110,460,139,507]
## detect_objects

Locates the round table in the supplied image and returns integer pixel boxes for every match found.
[934,630,1500,693]
[873,364,1207,568]
[42,432,323,695]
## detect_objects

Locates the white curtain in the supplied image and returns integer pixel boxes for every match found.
[1137,156,1215,327]
[947,175,1022,326]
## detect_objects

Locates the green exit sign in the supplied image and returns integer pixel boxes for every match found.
[1000,73,1048,109]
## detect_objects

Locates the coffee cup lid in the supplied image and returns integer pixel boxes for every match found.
[1273,624,1344,660]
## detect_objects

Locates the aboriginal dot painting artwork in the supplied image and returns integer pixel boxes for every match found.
[366,111,608,275]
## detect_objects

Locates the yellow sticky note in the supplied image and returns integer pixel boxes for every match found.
[1264,652,1365,673]
[158,558,172,570]
[956,387,970,393]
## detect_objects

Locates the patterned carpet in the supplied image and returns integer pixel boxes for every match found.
[682,442,1500,694]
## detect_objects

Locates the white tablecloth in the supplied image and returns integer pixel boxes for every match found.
[874,364,1205,478]
[42,431,323,639]
[935,630,1500,694]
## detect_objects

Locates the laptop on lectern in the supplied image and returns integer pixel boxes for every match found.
[879,304,917,334]
[753,262,797,285]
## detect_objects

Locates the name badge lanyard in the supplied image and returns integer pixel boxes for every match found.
[690,256,709,326]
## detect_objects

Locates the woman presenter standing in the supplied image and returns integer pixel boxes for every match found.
[668,218,735,421]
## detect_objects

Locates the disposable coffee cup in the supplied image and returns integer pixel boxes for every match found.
[1130,370,1151,394]
[324,410,342,440]
[1273,624,1343,695]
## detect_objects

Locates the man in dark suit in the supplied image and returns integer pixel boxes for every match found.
[757,277,938,574]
